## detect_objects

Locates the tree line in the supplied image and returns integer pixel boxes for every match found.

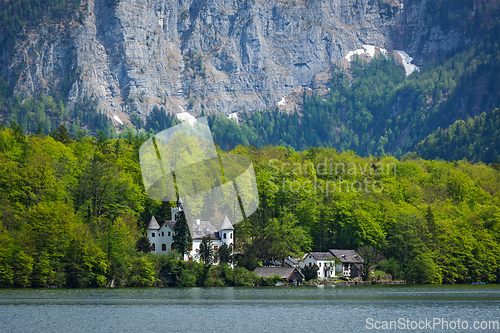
[0,124,498,286]
[415,108,500,164]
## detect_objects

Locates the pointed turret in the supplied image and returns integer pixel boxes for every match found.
[219,216,234,246]
[146,216,160,230]
[220,216,234,231]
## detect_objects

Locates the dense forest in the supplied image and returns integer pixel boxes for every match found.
[0,125,498,287]
[415,108,500,163]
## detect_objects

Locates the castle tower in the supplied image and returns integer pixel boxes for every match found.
[171,196,183,220]
[146,216,160,253]
[219,216,234,248]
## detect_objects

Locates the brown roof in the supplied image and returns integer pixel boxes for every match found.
[253,267,304,280]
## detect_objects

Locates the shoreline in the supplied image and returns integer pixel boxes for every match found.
[305,280,407,286]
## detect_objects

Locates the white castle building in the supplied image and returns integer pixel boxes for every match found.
[146,197,234,265]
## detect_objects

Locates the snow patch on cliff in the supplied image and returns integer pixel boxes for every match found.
[345,45,420,76]
[395,50,420,76]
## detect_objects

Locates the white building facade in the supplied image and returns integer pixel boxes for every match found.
[146,198,234,266]
[300,249,365,279]
[300,252,337,279]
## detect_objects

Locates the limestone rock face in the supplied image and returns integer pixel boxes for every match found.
[391,0,464,66]
[5,0,450,122]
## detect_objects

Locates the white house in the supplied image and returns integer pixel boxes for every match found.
[300,249,365,279]
[146,197,234,266]
[330,249,364,279]
[300,252,337,279]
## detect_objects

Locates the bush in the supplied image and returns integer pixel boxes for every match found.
[301,264,318,281]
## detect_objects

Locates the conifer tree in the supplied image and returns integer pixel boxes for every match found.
[196,236,215,265]
[173,210,192,259]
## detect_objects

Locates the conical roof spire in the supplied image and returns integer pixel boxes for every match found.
[220,216,234,230]
[146,216,160,230]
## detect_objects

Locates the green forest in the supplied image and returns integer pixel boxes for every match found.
[415,108,500,164]
[0,125,499,287]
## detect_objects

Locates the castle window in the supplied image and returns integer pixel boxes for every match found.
[223,233,226,239]
[168,232,171,236]
[230,233,233,239]
[152,244,155,251]
[214,245,218,251]
[171,244,175,250]
[152,233,155,237]
[162,244,166,251]
[161,232,164,237]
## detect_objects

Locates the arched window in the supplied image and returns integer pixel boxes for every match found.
[230,233,232,239]
[171,243,175,250]
[162,244,166,251]
[223,233,226,239]
[152,244,155,251]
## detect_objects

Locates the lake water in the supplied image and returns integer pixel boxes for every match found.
[1,285,499,332]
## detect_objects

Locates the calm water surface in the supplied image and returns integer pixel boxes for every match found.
[1,285,499,332]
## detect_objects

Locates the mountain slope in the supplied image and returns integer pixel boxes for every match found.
[415,108,500,164]
[1,0,404,124]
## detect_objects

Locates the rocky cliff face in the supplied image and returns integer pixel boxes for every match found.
[7,0,429,125]
[391,0,465,66]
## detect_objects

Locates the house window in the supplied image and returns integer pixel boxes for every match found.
[152,244,155,251]
[230,233,233,239]
[152,233,155,237]
[309,263,312,267]
[223,233,226,239]
[229,243,233,249]
[319,263,321,267]
[214,258,218,264]
[188,257,192,262]
[162,244,166,251]
[214,245,218,251]
[168,232,171,236]
[161,232,164,237]
[191,245,193,250]
[171,244,174,250]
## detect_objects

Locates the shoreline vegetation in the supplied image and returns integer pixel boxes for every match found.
[0,125,499,288]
